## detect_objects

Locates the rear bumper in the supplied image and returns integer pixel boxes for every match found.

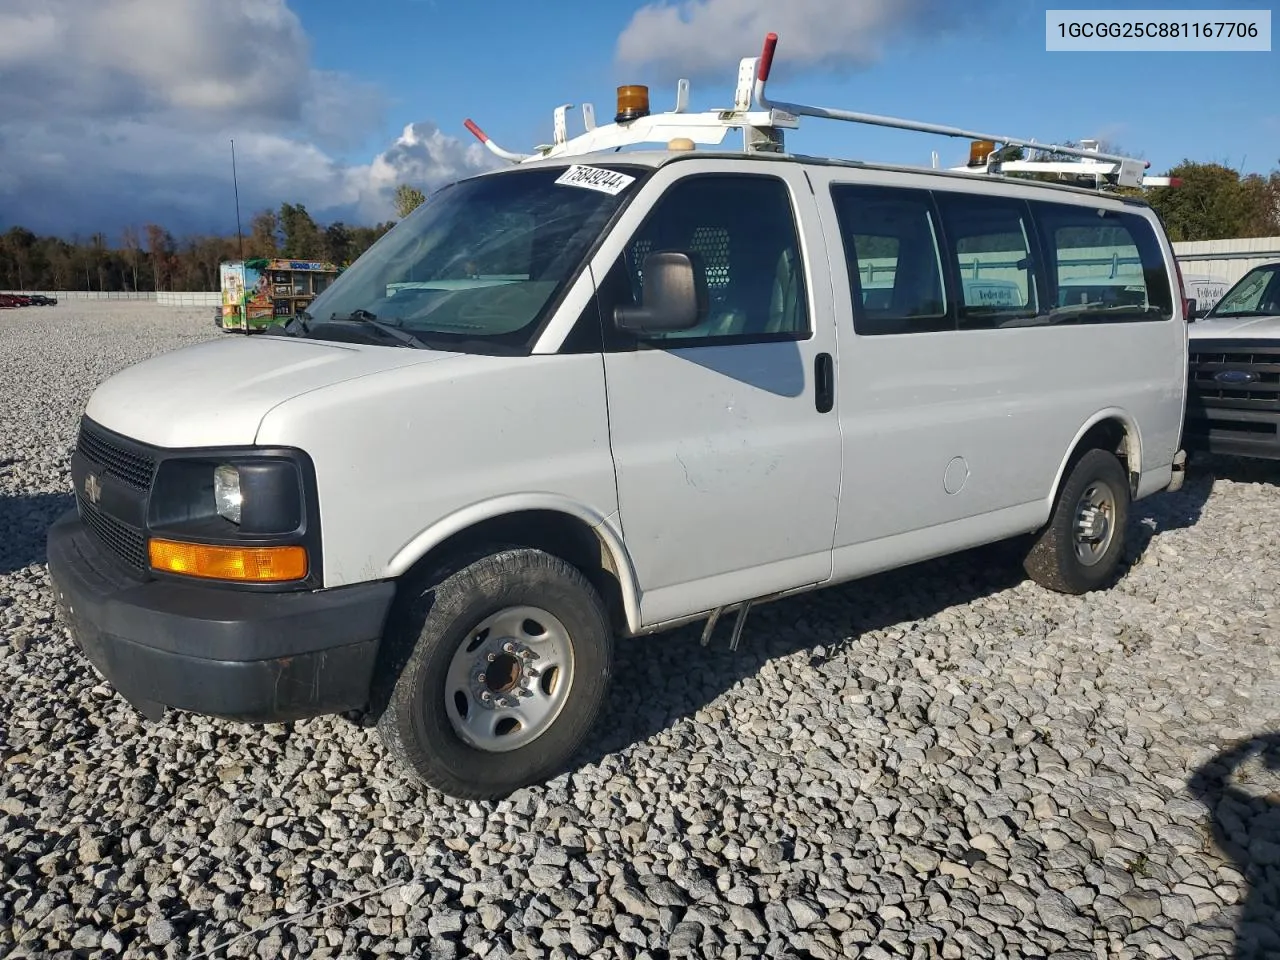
[47,509,396,723]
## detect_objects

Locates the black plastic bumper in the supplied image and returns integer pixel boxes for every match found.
[1182,411,1280,461]
[46,510,396,723]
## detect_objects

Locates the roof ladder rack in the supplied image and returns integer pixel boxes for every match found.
[463,31,1173,191]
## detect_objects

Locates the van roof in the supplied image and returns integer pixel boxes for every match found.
[490,148,1157,207]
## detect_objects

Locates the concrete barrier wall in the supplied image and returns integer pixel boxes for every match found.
[2,290,156,300]
[1,290,221,306]
[156,292,220,307]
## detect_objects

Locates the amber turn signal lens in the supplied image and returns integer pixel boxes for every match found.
[149,539,308,582]
[615,84,651,124]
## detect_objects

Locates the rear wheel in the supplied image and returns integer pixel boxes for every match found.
[1023,447,1130,594]
[376,547,613,800]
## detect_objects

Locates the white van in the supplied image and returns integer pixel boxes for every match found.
[47,35,1189,799]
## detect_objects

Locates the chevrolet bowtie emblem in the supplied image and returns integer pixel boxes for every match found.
[84,472,102,505]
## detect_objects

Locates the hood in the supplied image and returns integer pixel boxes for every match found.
[1189,313,1280,340]
[85,334,459,448]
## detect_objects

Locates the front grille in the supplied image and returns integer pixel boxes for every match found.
[75,419,156,490]
[1185,340,1280,446]
[76,492,148,573]
[1187,344,1280,410]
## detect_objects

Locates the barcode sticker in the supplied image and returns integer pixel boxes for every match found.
[554,164,636,195]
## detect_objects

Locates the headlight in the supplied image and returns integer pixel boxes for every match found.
[150,457,304,535]
[214,464,242,524]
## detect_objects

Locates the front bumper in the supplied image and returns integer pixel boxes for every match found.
[1182,409,1280,460]
[46,509,396,723]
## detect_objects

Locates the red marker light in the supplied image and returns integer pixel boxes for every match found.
[464,119,488,143]
[1168,176,1183,187]
[758,32,778,82]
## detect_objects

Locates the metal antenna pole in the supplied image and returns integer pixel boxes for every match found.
[231,138,245,260]
[230,138,250,335]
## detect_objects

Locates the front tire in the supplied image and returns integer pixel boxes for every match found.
[376,547,613,800]
[1023,447,1130,595]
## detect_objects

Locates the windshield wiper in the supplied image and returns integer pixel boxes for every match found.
[330,309,428,349]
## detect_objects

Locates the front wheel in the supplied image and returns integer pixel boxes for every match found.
[376,548,613,800]
[1023,447,1131,594]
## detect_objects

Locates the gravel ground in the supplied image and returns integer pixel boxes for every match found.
[2,301,1279,960]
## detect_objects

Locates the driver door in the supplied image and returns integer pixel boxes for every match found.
[591,162,843,627]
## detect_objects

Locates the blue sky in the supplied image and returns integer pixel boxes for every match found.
[303,0,1276,175]
[0,0,1275,238]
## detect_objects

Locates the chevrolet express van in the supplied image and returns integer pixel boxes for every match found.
[46,40,1189,799]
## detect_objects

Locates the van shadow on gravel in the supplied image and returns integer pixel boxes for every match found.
[576,470,1215,773]
[0,491,74,576]
[1188,731,1280,959]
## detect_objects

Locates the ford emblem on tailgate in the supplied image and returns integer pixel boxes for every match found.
[84,472,102,505]
[1214,370,1258,385]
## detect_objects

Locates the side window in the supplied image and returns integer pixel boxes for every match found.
[831,184,950,335]
[934,193,1042,329]
[1031,202,1173,322]
[610,174,809,344]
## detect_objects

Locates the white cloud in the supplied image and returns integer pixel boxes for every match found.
[0,0,497,236]
[616,0,974,78]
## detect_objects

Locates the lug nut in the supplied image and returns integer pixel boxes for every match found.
[481,691,491,702]
[477,674,486,684]
[487,653,496,662]
[503,642,515,653]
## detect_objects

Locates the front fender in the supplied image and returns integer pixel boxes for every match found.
[386,493,643,634]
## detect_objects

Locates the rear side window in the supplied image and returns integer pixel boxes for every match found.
[933,193,1041,329]
[831,184,951,335]
[1031,202,1173,322]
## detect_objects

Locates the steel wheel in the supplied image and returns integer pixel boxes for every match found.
[443,605,575,753]
[1073,480,1117,567]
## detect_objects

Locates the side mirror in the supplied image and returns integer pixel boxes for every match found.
[1185,297,1198,321]
[614,252,708,334]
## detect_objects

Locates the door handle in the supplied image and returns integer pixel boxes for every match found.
[814,352,834,413]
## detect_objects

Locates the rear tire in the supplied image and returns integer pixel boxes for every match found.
[1023,448,1130,595]
[376,547,613,800]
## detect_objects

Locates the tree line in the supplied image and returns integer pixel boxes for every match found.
[1,160,1277,293]
[0,203,399,294]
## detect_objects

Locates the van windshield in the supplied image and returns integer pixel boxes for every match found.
[301,164,644,352]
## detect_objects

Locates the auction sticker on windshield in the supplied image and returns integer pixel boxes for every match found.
[554,165,636,195]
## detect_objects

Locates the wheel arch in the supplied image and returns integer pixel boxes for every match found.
[1049,409,1143,507]
[386,495,642,635]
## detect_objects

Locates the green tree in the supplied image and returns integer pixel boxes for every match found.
[248,209,281,258]
[279,203,323,259]
[322,221,352,265]
[1144,161,1272,242]
[394,183,426,218]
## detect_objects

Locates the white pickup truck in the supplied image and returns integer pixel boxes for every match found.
[1185,261,1280,460]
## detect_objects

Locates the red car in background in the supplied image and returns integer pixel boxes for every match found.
[0,294,57,308]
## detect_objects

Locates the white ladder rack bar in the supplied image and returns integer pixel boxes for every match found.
[459,30,1164,191]
[751,33,1138,168]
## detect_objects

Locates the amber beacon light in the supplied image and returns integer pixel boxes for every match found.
[968,139,997,167]
[149,539,308,582]
[615,85,651,124]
